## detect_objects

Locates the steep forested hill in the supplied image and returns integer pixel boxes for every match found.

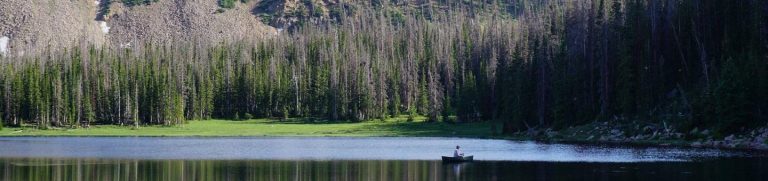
[0,0,765,147]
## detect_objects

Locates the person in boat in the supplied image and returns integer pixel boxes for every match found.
[454,145,464,157]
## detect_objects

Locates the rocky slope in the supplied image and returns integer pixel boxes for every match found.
[105,0,276,48]
[516,121,768,150]
[0,0,276,56]
[0,0,106,56]
[0,0,510,57]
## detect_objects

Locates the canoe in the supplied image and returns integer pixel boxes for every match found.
[442,156,473,163]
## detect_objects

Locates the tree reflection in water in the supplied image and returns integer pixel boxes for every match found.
[1,158,766,181]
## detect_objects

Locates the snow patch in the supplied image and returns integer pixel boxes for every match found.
[98,21,110,34]
[0,36,9,57]
[94,0,100,5]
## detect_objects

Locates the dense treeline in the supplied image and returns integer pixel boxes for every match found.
[0,0,766,135]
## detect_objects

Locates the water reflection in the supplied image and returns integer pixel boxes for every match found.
[449,162,468,180]
[1,158,766,181]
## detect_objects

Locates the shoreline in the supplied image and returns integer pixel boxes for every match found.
[1,119,766,151]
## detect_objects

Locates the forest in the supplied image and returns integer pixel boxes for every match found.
[0,0,765,136]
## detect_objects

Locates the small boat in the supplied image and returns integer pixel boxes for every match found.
[442,156,473,163]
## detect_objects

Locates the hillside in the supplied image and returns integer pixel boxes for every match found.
[0,0,107,56]
[0,0,766,149]
[0,0,276,56]
[0,0,521,56]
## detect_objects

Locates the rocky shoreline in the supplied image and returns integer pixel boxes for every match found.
[511,121,768,150]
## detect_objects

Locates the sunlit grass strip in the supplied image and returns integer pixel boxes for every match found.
[0,118,493,137]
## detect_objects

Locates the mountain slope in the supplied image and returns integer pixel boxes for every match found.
[0,0,276,56]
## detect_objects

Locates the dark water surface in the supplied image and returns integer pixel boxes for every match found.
[0,137,766,180]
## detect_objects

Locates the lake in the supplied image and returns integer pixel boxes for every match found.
[0,137,766,180]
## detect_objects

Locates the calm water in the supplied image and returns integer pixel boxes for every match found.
[0,137,766,180]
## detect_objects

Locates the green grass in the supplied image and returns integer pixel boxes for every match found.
[0,117,494,137]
